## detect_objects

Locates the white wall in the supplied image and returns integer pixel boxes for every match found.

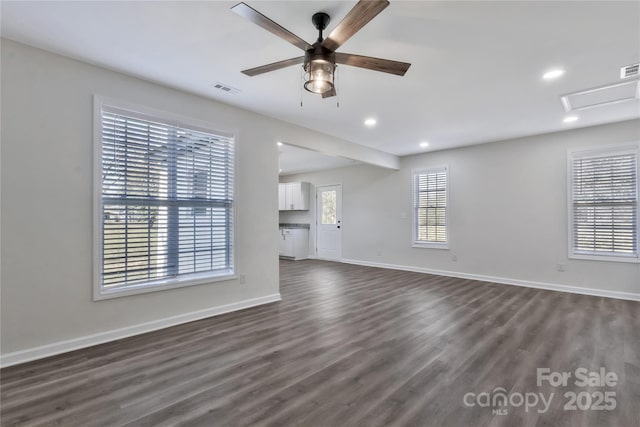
[0,39,392,362]
[282,120,640,298]
[2,40,639,365]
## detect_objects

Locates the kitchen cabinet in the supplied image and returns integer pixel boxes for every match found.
[279,228,309,260]
[278,182,310,211]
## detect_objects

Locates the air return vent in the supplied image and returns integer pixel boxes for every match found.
[560,80,640,112]
[620,63,639,79]
[211,82,241,95]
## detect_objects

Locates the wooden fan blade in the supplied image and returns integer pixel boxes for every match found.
[241,57,305,76]
[335,52,411,76]
[231,2,310,51]
[322,88,337,98]
[322,0,389,52]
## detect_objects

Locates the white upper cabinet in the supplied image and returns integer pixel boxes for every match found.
[278,185,287,211]
[279,182,310,210]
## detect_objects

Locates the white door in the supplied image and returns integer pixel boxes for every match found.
[316,185,342,260]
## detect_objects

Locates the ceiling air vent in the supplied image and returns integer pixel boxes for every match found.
[211,82,241,95]
[560,80,640,112]
[620,63,639,79]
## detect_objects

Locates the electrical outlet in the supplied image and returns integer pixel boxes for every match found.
[557,263,566,272]
[451,254,458,262]
[240,274,247,284]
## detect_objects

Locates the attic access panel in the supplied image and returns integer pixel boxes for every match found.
[560,80,640,112]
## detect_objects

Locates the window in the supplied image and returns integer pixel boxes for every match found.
[569,144,639,261]
[321,190,337,225]
[413,166,449,248]
[95,100,235,299]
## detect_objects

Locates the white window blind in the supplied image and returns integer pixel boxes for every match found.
[99,105,235,293]
[570,146,638,259]
[413,167,448,247]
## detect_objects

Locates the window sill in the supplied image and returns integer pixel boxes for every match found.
[94,270,237,301]
[413,242,449,250]
[569,253,640,264]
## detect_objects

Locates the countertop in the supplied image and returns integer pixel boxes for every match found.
[279,223,310,229]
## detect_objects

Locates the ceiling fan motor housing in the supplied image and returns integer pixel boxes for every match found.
[304,43,335,67]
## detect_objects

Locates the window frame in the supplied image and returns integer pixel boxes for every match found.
[567,143,640,263]
[412,165,450,250]
[93,95,238,300]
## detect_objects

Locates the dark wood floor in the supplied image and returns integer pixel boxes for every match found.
[1,260,639,426]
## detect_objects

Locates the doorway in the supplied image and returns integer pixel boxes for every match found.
[316,184,342,260]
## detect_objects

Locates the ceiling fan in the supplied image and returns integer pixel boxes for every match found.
[231,0,411,98]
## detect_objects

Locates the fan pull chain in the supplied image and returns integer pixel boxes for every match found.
[300,66,304,107]
[336,65,340,108]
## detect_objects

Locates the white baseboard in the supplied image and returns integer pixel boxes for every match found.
[340,259,640,302]
[0,293,281,368]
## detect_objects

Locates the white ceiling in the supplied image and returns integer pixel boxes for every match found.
[2,1,639,157]
[279,143,360,176]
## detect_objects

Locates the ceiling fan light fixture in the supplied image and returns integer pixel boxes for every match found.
[304,58,335,94]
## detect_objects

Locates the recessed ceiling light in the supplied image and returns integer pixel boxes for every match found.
[419,141,429,148]
[563,115,578,123]
[277,141,283,146]
[364,118,377,127]
[543,69,565,80]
